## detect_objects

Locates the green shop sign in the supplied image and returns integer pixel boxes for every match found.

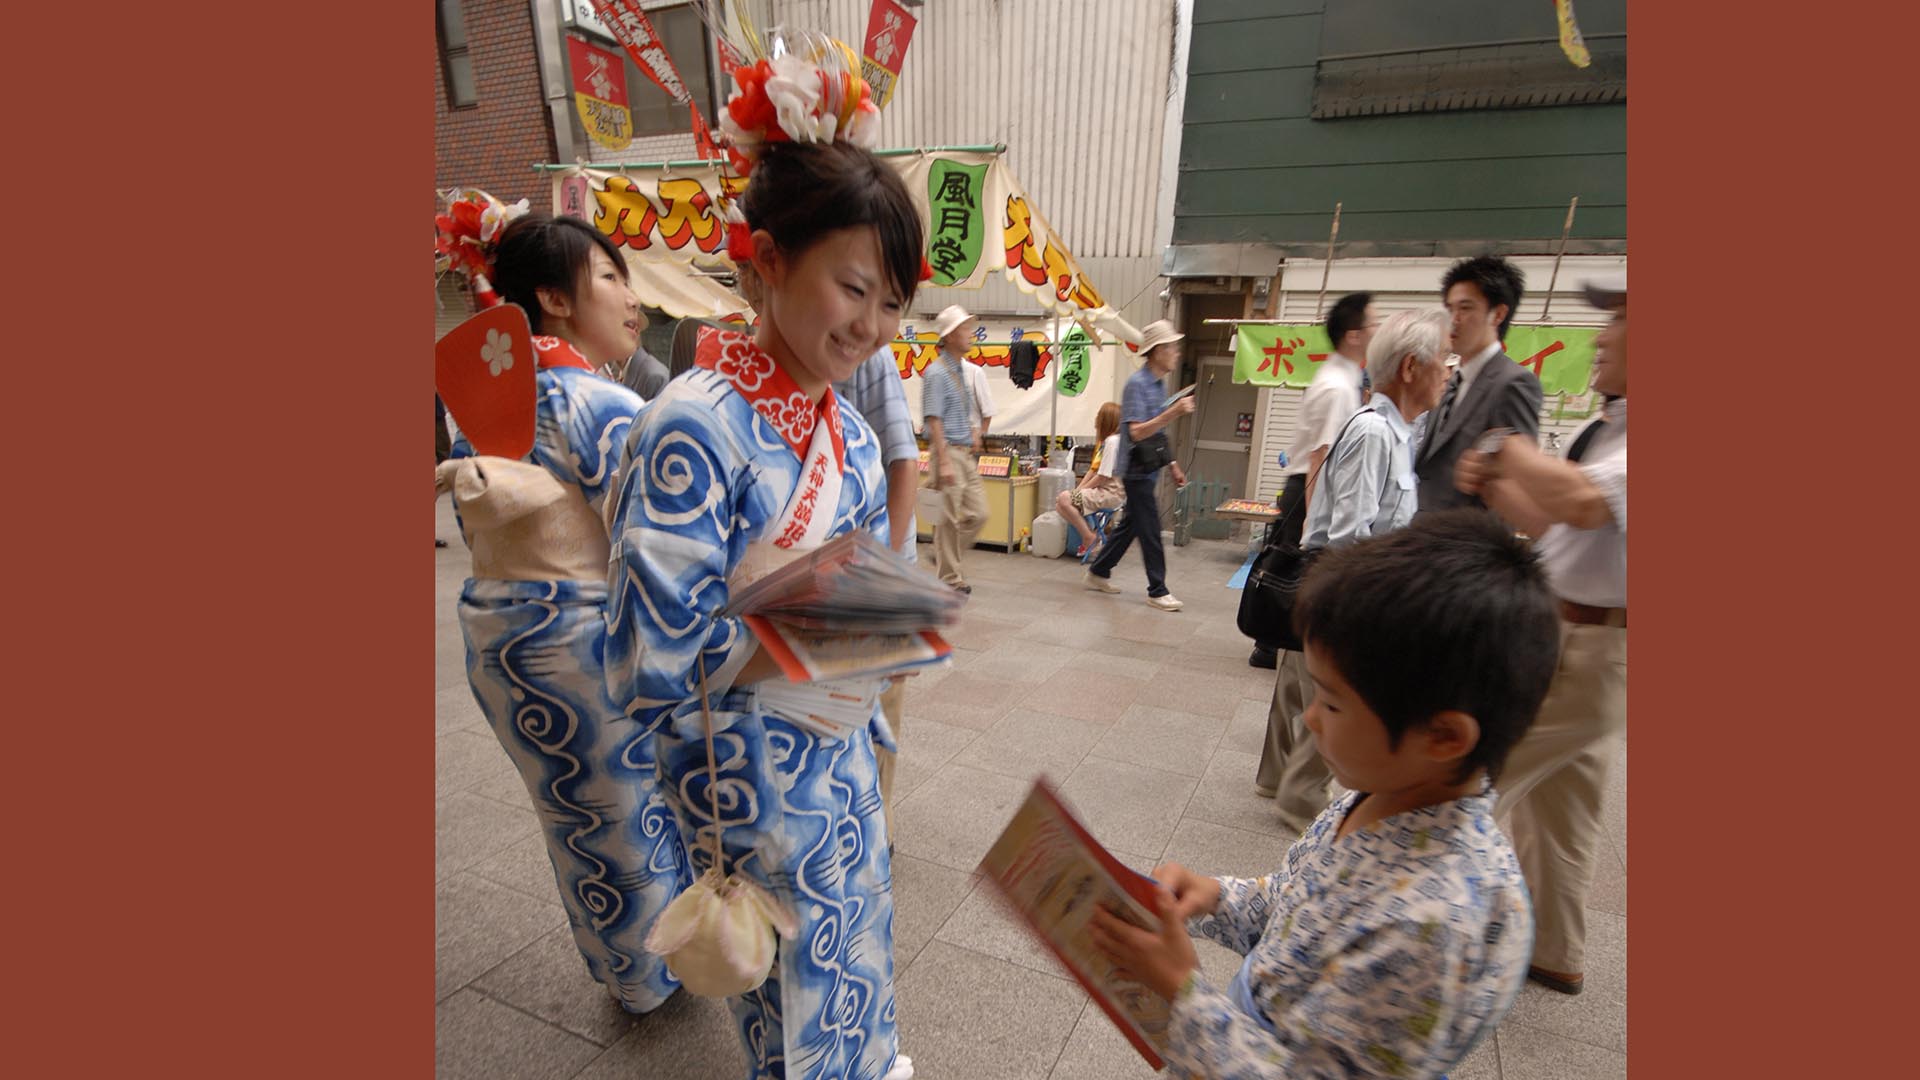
[1232,324,1598,397]
[925,159,987,286]
[1055,325,1092,397]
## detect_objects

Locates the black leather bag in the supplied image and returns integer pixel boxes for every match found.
[1129,431,1173,473]
[1237,540,1320,652]
[1235,411,1369,650]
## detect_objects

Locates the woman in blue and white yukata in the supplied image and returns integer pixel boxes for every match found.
[603,131,927,1079]
[440,208,692,1013]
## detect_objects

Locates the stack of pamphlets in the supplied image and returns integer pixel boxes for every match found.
[727,531,965,684]
[753,679,883,741]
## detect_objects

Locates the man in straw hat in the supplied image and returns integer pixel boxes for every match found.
[1084,318,1193,611]
[1454,272,1628,996]
[922,305,990,593]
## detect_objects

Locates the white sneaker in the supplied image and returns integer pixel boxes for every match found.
[883,1054,914,1080]
[1083,569,1119,593]
[1147,593,1184,612]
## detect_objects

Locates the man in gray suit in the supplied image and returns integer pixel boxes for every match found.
[1414,256,1543,514]
[617,343,671,400]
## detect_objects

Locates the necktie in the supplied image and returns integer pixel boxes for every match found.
[1433,372,1463,437]
[1358,369,1371,407]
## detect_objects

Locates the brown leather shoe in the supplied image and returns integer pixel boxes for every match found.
[1527,966,1583,995]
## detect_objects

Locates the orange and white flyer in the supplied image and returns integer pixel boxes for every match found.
[743,615,953,683]
[978,780,1172,1070]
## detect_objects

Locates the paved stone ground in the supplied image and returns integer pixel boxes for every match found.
[435,498,1627,1079]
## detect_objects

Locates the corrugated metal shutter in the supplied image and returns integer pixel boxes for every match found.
[1252,385,1303,504]
[435,273,475,342]
[1247,254,1625,495]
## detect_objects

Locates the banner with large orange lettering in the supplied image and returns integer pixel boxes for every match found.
[889,315,1128,437]
[553,152,1142,342]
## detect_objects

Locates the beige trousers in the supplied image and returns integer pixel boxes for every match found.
[1494,620,1628,974]
[875,678,907,839]
[931,451,988,587]
[1255,649,1335,835]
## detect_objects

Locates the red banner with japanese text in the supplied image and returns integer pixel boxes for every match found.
[587,0,691,102]
[861,0,918,107]
[567,36,632,151]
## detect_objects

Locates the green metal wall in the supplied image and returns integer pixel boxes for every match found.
[1174,0,1626,252]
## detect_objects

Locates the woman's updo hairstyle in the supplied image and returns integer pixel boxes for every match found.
[490,211,629,335]
[739,140,924,309]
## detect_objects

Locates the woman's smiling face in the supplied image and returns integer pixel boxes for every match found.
[761,225,903,392]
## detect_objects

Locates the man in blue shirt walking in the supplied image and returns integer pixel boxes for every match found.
[1084,319,1193,611]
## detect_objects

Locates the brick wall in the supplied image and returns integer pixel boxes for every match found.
[434,0,556,214]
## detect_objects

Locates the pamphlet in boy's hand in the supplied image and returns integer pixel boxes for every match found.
[978,779,1172,1070]
[1165,383,1197,405]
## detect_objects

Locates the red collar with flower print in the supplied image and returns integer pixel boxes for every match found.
[531,336,597,372]
[694,330,846,471]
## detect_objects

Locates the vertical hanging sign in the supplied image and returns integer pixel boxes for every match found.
[860,0,919,106]
[1553,0,1592,68]
[925,158,988,286]
[1056,325,1092,398]
[567,37,633,150]
[588,0,692,101]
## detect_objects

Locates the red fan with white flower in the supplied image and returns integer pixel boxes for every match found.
[436,304,537,460]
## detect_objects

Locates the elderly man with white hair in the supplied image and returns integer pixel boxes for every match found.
[1300,307,1453,549]
[1259,308,1454,833]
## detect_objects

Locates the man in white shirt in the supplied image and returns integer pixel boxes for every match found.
[1252,292,1377,671]
[1252,293,1378,827]
[1454,274,1628,997]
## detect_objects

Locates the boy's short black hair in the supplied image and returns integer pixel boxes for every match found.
[1325,292,1374,350]
[1294,509,1560,784]
[1441,256,1526,340]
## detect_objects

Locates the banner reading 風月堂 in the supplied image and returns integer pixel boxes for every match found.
[1232,323,1599,397]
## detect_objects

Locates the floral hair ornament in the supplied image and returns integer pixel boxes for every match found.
[725,216,756,264]
[434,187,531,309]
[699,1,880,176]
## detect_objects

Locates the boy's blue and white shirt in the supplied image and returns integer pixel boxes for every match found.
[1169,789,1532,1079]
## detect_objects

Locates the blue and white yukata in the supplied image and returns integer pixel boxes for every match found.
[1166,789,1533,1080]
[447,342,693,1013]
[604,331,903,1080]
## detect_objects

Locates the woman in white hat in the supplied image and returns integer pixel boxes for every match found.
[1084,318,1193,611]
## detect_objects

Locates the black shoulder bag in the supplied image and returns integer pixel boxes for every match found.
[1235,410,1372,651]
[1128,430,1174,474]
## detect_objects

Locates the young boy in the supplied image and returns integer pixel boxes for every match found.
[1090,509,1561,1079]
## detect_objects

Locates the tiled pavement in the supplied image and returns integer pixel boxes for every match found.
[436,498,1628,1079]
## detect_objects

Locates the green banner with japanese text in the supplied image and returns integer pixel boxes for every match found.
[1055,325,1092,396]
[925,159,987,286]
[1232,324,1597,396]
